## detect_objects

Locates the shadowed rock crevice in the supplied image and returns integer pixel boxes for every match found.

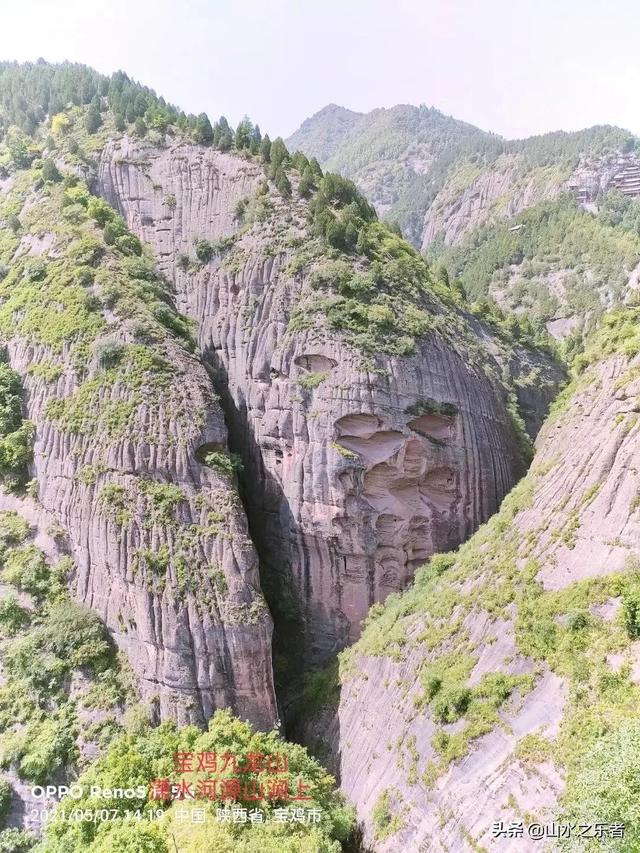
[200,346,307,725]
[97,136,565,712]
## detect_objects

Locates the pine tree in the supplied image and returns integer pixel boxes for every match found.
[134,117,147,138]
[84,106,102,134]
[41,158,61,183]
[235,117,253,150]
[344,221,359,250]
[251,124,262,149]
[270,138,289,169]
[218,130,233,152]
[309,157,323,179]
[274,166,291,198]
[213,116,233,149]
[194,113,213,145]
[292,151,309,172]
[298,165,315,199]
[260,134,272,163]
[134,92,148,117]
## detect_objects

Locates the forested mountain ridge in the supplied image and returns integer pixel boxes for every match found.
[288,105,640,337]
[0,61,565,851]
[287,104,363,163]
[287,103,499,245]
[287,102,637,248]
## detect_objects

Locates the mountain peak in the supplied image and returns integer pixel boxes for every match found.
[286,103,363,162]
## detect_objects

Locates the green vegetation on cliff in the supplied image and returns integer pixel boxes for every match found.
[287,102,638,247]
[0,362,32,489]
[282,167,553,365]
[36,710,355,853]
[339,330,640,841]
[0,507,134,835]
[432,193,640,324]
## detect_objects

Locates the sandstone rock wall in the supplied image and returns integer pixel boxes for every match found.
[98,138,559,675]
[327,352,640,851]
[0,174,278,729]
[11,326,277,727]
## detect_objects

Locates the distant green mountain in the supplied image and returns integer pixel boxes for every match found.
[287,103,362,162]
[288,103,498,245]
[288,105,640,335]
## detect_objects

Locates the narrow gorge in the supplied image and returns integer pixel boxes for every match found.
[1,60,639,853]
[96,135,562,705]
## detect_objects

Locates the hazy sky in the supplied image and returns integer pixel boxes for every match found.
[1,0,639,140]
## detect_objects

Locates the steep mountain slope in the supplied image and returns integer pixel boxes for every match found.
[96,134,563,696]
[0,62,572,850]
[288,104,363,163]
[288,106,640,335]
[287,104,497,245]
[322,312,640,850]
[436,193,640,334]
[0,122,278,732]
[287,104,636,249]
[419,129,639,250]
[0,493,136,833]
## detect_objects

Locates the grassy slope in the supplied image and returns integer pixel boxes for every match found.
[338,312,640,846]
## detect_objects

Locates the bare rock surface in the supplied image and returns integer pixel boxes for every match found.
[98,137,561,674]
[324,351,640,851]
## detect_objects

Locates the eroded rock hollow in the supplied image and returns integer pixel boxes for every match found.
[98,138,561,682]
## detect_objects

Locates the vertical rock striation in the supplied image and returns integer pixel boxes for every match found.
[320,349,640,851]
[10,334,277,728]
[98,137,562,676]
[0,175,278,729]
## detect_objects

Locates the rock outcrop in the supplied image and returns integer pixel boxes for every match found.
[325,337,640,851]
[420,152,565,249]
[0,173,278,729]
[97,137,562,683]
[420,150,640,251]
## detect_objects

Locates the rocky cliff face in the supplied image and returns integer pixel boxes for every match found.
[0,171,277,729]
[419,153,566,250]
[325,332,640,851]
[420,150,640,251]
[97,137,562,690]
[18,338,276,728]
[288,105,639,262]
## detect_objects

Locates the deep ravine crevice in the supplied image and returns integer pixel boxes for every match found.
[201,346,307,731]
